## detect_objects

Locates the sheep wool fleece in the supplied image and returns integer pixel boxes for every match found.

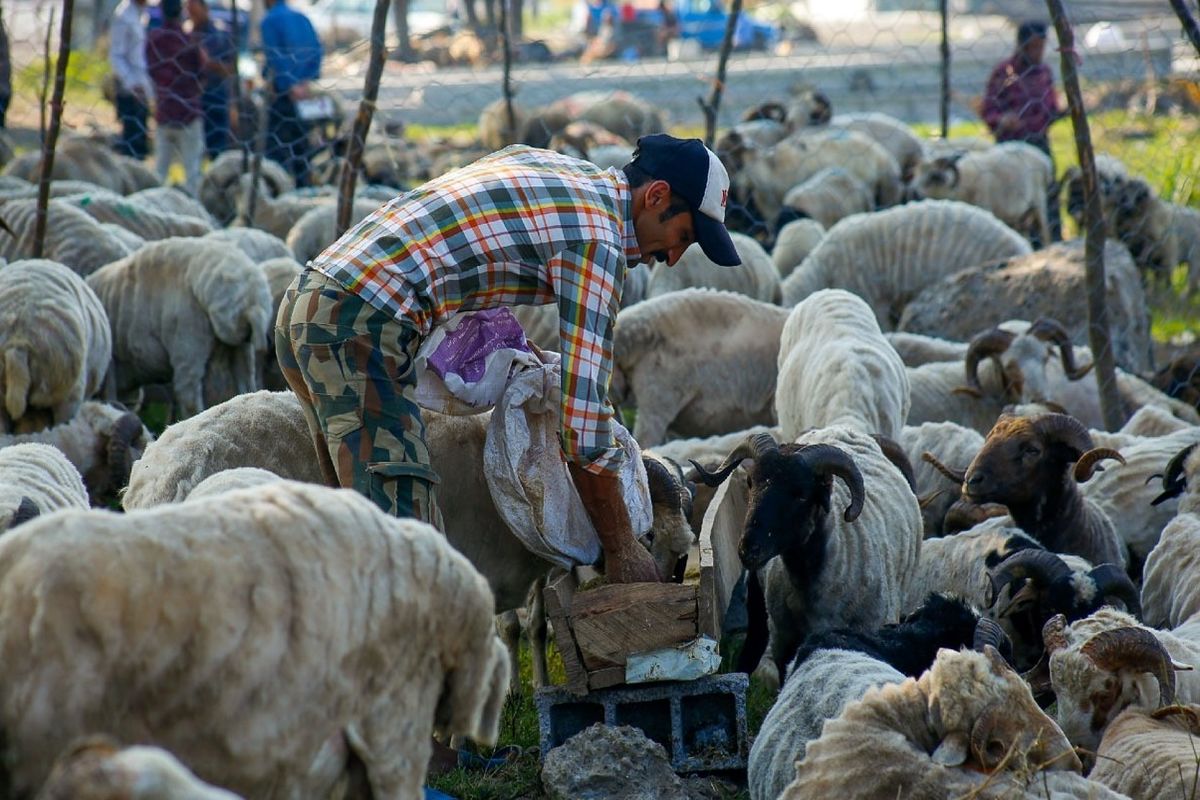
[275,269,444,529]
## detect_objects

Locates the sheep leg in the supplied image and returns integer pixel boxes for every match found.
[171,344,212,421]
[496,610,523,695]
[1034,201,1051,250]
[529,577,549,690]
[232,341,259,395]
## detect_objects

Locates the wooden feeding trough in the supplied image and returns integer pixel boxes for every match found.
[545,476,747,695]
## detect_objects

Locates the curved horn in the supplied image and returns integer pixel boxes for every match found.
[1152,443,1196,506]
[987,549,1073,610]
[942,500,1008,536]
[921,451,967,485]
[973,617,1013,660]
[1080,627,1178,709]
[968,703,1012,771]
[1043,614,1069,654]
[1087,564,1142,619]
[799,444,865,522]
[1031,413,1094,460]
[962,328,1016,396]
[689,432,778,487]
[1029,318,1094,380]
[1073,447,1126,482]
[107,412,145,493]
[871,434,916,493]
[643,456,683,509]
[10,496,40,528]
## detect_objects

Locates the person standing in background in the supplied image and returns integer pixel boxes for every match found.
[188,0,235,160]
[110,0,154,159]
[146,0,206,194]
[260,0,322,186]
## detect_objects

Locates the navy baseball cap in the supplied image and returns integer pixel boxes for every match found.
[630,134,741,267]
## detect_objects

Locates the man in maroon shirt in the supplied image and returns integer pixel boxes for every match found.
[982,20,1065,240]
[146,0,206,195]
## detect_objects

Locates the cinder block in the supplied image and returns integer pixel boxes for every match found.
[536,673,748,772]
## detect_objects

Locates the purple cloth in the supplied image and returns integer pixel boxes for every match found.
[427,308,530,383]
[981,54,1061,141]
[146,20,204,125]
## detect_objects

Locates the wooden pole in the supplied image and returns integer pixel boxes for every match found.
[336,0,390,236]
[939,0,949,139]
[39,7,55,145]
[500,0,515,143]
[243,81,272,227]
[697,0,741,148]
[1169,0,1200,58]
[230,0,249,171]
[1045,0,1123,430]
[34,0,73,259]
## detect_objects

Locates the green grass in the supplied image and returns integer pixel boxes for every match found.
[14,47,111,119]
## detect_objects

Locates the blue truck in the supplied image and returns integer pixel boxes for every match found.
[581,0,779,55]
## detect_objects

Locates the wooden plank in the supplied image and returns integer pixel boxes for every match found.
[571,583,698,671]
[543,570,589,696]
[699,474,748,640]
[587,666,627,692]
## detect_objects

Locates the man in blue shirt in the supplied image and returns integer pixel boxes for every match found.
[188,0,236,160]
[260,0,322,185]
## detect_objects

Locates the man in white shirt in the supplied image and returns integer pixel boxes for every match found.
[109,0,153,159]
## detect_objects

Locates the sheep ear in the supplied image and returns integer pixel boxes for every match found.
[931,731,970,766]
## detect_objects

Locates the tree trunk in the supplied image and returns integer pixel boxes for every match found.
[338,0,390,236]
[500,0,515,138]
[939,0,949,139]
[34,0,73,259]
[698,0,741,148]
[1045,0,1123,430]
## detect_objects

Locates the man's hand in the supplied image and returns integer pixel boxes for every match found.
[569,461,662,584]
[604,536,661,584]
[997,111,1022,135]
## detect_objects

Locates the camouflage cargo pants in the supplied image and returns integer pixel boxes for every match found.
[275,269,444,529]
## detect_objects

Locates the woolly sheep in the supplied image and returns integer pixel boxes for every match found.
[198,151,295,226]
[1091,705,1200,800]
[777,167,873,231]
[1062,153,1128,232]
[0,480,508,798]
[885,331,968,367]
[36,736,243,800]
[478,98,530,150]
[1,137,158,194]
[203,227,295,263]
[60,189,214,240]
[825,112,925,183]
[0,198,132,276]
[0,259,111,433]
[1110,176,1200,295]
[520,91,664,150]
[780,200,1032,325]
[186,467,285,501]
[775,289,910,441]
[258,256,304,389]
[285,198,385,266]
[236,178,331,239]
[644,232,780,303]
[86,238,272,420]
[912,141,1054,244]
[612,289,788,446]
[1140,443,1200,630]
[771,218,824,278]
[128,186,218,225]
[97,223,145,254]
[0,443,89,530]
[899,420,984,536]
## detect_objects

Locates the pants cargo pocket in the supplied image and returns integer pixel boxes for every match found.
[367,460,444,530]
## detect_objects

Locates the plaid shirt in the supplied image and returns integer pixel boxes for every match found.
[312,146,641,476]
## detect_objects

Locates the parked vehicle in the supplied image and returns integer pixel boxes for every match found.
[578,0,778,55]
[306,0,456,47]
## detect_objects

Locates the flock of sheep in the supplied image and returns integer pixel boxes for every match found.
[0,82,1198,800]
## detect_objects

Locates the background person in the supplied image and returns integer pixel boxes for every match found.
[188,0,236,160]
[260,0,322,186]
[146,0,206,195]
[110,0,154,159]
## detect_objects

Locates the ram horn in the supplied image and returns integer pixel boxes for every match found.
[643,457,683,510]
[799,444,866,522]
[1042,614,1069,654]
[689,431,778,487]
[921,451,967,485]
[107,411,146,493]
[10,496,40,528]
[987,549,1073,612]
[973,617,1013,660]
[1151,443,1196,506]
[942,500,1008,536]
[1029,318,1094,380]
[1080,626,1186,709]
[1087,564,1142,619]
[960,328,1016,396]
[871,433,916,492]
[1032,413,1094,460]
[1073,448,1126,483]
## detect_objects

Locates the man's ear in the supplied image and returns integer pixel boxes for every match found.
[647,179,672,208]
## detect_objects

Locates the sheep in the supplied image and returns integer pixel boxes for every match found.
[0,198,133,276]
[963,412,1127,568]
[611,289,788,447]
[886,331,968,367]
[898,239,1153,375]
[257,256,304,390]
[1150,347,1200,415]
[1062,153,1128,232]
[97,223,145,255]
[825,112,925,184]
[35,736,243,800]
[0,401,150,504]
[128,186,218,225]
[1110,175,1200,294]
[1105,403,1196,439]
[0,443,89,531]
[86,238,272,420]
[775,289,909,442]
[1,136,159,195]
[285,198,386,266]
[198,151,295,226]
[203,228,295,263]
[1140,443,1200,630]
[1090,704,1200,800]
[644,232,780,303]
[0,480,508,799]
[478,98,530,150]
[520,91,664,150]
[781,647,1089,800]
[60,189,214,240]
[691,426,922,673]
[185,467,286,502]
[0,259,112,434]
[235,178,332,240]
[780,200,1032,325]
[771,218,824,279]
[899,420,984,536]
[775,167,873,232]
[911,141,1054,245]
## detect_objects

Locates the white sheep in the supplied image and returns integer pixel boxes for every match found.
[912,141,1054,245]
[60,189,214,240]
[777,167,873,231]
[771,218,825,279]
[235,177,331,240]
[0,198,132,276]
[203,227,295,263]
[612,289,788,446]
[775,289,909,441]
[0,259,111,433]
[0,443,89,530]
[826,112,925,183]
[129,185,219,225]
[198,151,295,226]
[780,200,1032,325]
[644,232,780,303]
[1110,176,1200,295]
[1090,705,1200,800]
[87,238,272,420]
[1140,443,1200,630]
[258,257,304,389]
[899,420,984,536]
[781,647,1101,799]
[1,137,159,194]
[0,480,508,799]
[185,467,286,501]
[285,198,386,266]
[886,331,968,367]
[97,223,146,254]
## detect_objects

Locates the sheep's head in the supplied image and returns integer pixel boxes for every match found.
[784,87,832,129]
[958,319,1092,404]
[1151,442,1199,512]
[1046,610,1192,752]
[641,455,697,583]
[963,413,1124,514]
[914,154,962,198]
[690,432,864,571]
[1114,177,1154,218]
[926,646,1080,774]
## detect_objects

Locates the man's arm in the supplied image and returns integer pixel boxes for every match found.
[980,62,1009,133]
